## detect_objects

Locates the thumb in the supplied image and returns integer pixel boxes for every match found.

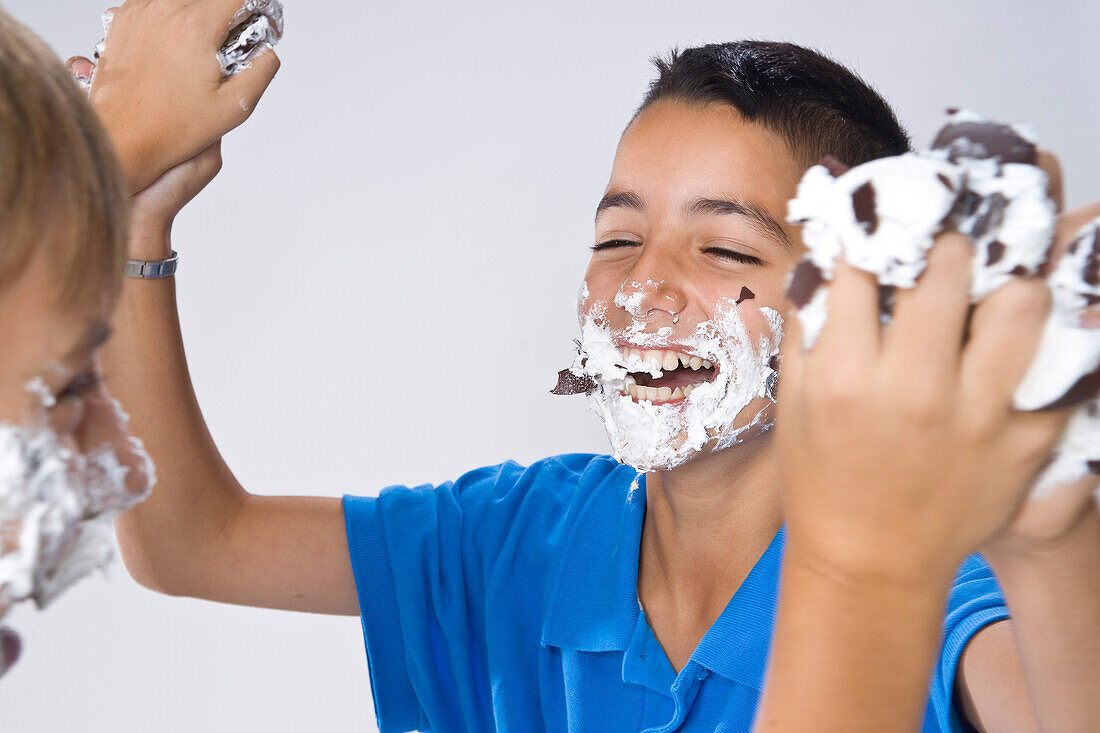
[218,47,281,125]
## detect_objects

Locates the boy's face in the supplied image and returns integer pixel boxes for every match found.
[0,252,109,442]
[0,243,152,512]
[580,99,806,469]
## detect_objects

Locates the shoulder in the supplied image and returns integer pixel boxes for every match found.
[366,453,623,537]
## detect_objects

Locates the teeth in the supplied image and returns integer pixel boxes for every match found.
[624,381,701,403]
[662,351,679,371]
[690,356,702,370]
[702,360,713,369]
[641,350,663,371]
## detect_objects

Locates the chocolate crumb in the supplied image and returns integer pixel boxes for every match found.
[970,193,1007,239]
[878,285,897,317]
[765,371,779,399]
[786,259,825,308]
[1084,230,1100,287]
[551,368,596,396]
[936,172,956,192]
[1037,366,1100,411]
[765,355,781,398]
[931,119,1037,165]
[960,190,983,220]
[736,286,755,304]
[851,181,878,234]
[1010,265,1031,277]
[1088,460,1100,475]
[986,240,1007,267]
[819,155,850,178]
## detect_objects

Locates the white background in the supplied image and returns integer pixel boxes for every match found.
[2,0,1098,730]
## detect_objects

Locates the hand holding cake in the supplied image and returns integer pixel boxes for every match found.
[785,110,1100,508]
[68,0,283,193]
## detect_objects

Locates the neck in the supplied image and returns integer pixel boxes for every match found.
[638,433,783,619]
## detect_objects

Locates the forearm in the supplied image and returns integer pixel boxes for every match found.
[983,500,1100,733]
[105,228,249,594]
[754,540,952,733]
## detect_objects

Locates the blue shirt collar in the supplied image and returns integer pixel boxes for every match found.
[541,462,785,691]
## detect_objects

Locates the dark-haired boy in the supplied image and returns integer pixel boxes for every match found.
[82,4,1100,732]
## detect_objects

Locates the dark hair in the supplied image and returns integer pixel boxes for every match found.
[637,41,910,168]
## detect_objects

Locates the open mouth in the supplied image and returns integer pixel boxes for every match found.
[619,347,717,404]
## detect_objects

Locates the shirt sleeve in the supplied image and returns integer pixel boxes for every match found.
[928,553,1010,732]
[343,458,567,733]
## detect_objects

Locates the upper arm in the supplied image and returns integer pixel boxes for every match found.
[169,494,360,616]
[956,619,1039,733]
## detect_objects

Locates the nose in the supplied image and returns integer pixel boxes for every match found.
[615,246,687,320]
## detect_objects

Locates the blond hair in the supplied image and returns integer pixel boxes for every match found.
[0,8,129,314]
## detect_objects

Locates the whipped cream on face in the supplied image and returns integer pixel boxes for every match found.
[563,286,782,471]
[0,381,153,610]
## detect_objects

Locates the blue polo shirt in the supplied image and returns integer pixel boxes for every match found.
[343,453,1008,733]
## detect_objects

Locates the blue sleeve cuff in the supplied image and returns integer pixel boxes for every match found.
[936,605,1010,732]
[343,494,424,733]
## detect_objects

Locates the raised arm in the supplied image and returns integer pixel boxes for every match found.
[85,0,358,615]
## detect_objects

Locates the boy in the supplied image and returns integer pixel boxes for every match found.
[81,2,1100,730]
[0,5,202,679]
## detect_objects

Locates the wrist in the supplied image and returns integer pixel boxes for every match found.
[127,218,174,261]
[784,526,960,595]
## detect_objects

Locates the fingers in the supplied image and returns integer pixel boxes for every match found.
[203,0,276,41]
[1037,200,1100,277]
[961,277,1051,411]
[0,626,20,679]
[217,48,280,123]
[813,259,881,364]
[102,6,119,35]
[884,231,973,379]
[1035,150,1064,214]
[67,55,95,83]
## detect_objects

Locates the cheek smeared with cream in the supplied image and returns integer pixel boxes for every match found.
[555,282,783,471]
[0,380,153,611]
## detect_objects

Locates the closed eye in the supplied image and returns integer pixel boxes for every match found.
[56,372,101,402]
[590,239,640,252]
[703,247,764,266]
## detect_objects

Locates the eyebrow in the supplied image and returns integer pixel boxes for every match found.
[594,190,795,250]
[64,320,113,363]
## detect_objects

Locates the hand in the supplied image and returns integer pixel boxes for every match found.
[983,193,1100,553]
[70,0,279,193]
[776,228,1069,585]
